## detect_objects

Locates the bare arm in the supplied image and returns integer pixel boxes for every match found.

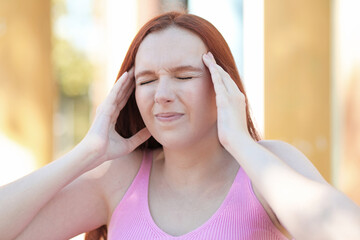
[251,140,328,238]
[203,52,360,240]
[13,150,142,240]
[0,70,150,240]
[232,138,360,240]
[0,139,104,240]
[258,140,327,184]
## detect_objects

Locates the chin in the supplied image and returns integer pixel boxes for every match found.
[151,131,198,150]
[147,120,218,150]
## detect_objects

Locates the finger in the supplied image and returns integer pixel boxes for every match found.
[127,67,134,80]
[126,128,152,152]
[203,53,228,96]
[109,67,135,123]
[207,52,239,94]
[106,71,129,105]
[118,81,134,107]
[96,71,132,123]
[115,74,134,105]
[114,66,135,103]
[111,83,134,123]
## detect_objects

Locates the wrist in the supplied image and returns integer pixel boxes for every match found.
[226,135,257,161]
[78,135,107,158]
[68,142,105,173]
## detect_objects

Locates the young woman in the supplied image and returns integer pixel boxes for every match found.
[1,12,359,240]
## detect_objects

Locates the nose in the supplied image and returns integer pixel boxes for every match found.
[154,78,175,104]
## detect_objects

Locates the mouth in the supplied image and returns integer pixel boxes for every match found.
[154,112,184,122]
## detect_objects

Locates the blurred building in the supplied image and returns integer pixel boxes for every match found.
[0,0,53,182]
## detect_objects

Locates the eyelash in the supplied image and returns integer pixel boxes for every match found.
[139,76,193,85]
[139,80,156,85]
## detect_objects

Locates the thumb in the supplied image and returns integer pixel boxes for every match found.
[126,128,152,151]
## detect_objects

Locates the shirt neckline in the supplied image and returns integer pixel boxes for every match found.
[143,150,242,238]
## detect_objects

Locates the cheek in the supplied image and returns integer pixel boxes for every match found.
[135,88,153,120]
[189,79,217,116]
[204,81,217,120]
[199,71,216,100]
[200,77,216,106]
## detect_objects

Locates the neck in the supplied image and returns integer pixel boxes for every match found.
[155,129,238,191]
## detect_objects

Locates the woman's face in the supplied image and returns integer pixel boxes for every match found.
[134,27,217,149]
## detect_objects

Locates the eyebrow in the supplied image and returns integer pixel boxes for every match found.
[135,65,203,80]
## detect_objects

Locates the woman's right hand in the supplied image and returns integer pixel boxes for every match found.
[0,69,150,240]
[80,68,151,166]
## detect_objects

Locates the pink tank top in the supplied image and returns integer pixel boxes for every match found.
[108,150,289,239]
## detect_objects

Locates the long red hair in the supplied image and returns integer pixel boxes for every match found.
[86,11,260,240]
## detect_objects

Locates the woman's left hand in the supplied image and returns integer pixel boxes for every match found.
[202,52,253,152]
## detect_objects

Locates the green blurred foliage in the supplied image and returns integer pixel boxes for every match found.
[51,0,93,97]
[52,37,93,97]
[51,0,93,152]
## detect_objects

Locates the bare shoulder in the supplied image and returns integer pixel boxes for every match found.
[85,149,144,183]
[251,140,327,238]
[83,149,145,215]
[257,139,327,183]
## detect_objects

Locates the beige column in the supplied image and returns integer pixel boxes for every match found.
[264,1,331,181]
[0,0,53,168]
[136,0,162,29]
[333,0,360,204]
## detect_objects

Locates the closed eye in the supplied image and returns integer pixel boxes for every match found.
[177,77,193,80]
[139,79,156,85]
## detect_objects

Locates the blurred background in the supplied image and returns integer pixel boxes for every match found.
[0,0,359,238]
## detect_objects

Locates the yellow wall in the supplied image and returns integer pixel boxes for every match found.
[264,0,331,181]
[0,0,53,167]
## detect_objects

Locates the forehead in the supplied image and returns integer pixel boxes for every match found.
[135,27,208,71]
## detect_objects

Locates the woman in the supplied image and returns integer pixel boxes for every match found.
[1,12,359,240]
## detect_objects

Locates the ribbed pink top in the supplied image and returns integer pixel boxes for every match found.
[108,150,289,239]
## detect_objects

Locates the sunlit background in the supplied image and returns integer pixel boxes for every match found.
[0,0,359,239]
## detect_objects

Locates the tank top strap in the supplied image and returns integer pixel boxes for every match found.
[122,149,152,200]
[137,149,153,180]
[108,150,152,232]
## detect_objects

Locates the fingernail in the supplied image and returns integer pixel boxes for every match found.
[208,52,215,61]
[122,71,129,79]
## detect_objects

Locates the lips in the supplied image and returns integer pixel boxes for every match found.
[154,112,184,122]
